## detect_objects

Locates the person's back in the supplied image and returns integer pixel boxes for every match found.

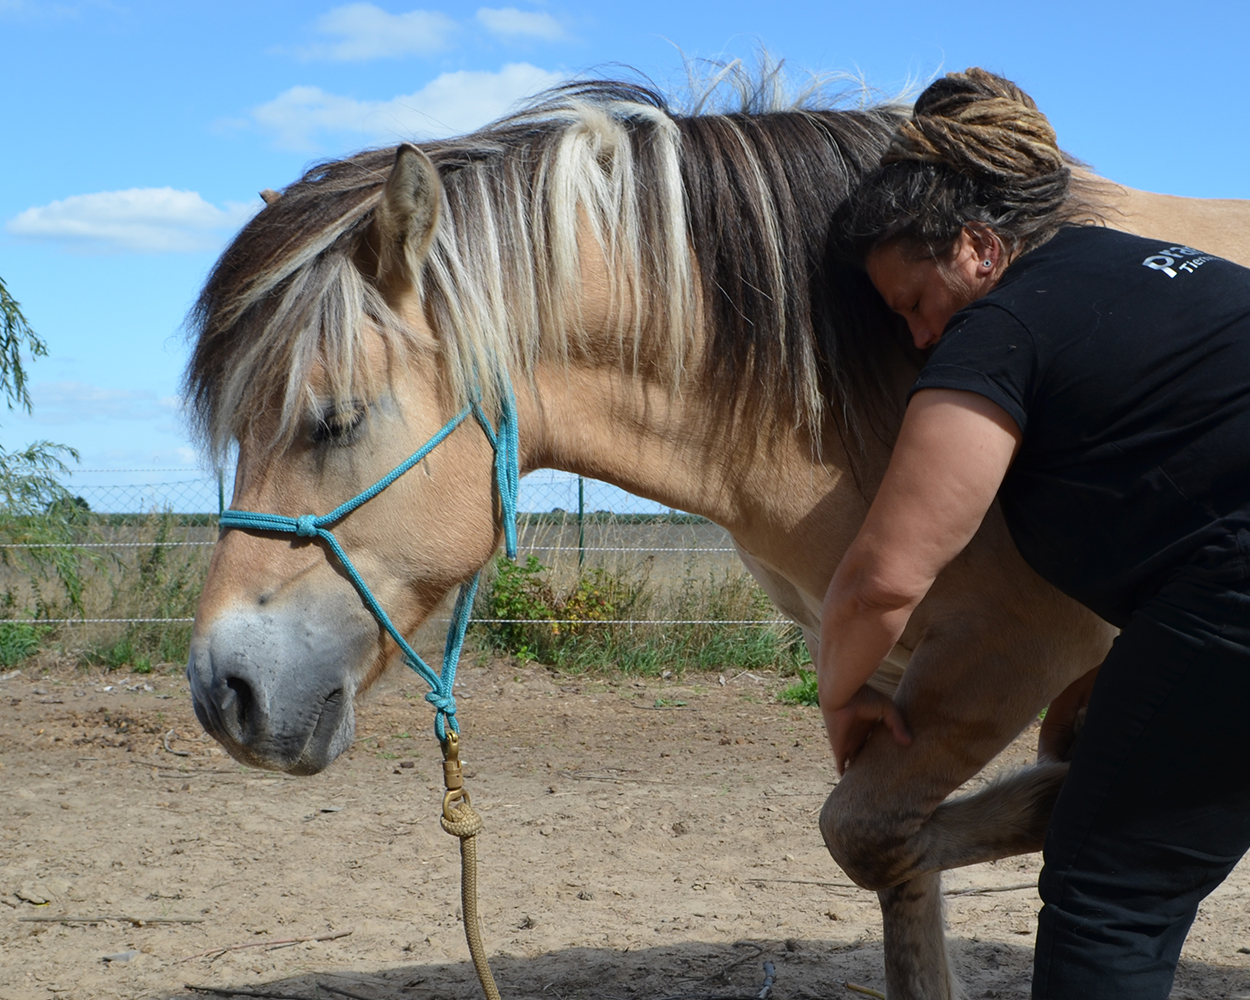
[915,224,1250,624]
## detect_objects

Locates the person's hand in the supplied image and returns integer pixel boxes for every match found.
[1038,666,1099,763]
[823,684,912,776]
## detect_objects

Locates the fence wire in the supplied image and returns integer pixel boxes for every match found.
[49,468,691,520]
[0,471,796,654]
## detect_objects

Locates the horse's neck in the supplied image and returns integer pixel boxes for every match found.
[518,361,883,596]
[1087,175,1250,264]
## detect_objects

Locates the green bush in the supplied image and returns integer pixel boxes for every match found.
[474,555,808,676]
[0,621,46,666]
[779,668,819,706]
[85,510,202,668]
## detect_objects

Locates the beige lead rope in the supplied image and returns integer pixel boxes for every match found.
[440,731,503,1000]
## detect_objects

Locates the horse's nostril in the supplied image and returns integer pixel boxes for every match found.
[225,675,257,738]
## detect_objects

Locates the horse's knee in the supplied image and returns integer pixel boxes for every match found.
[820,786,924,891]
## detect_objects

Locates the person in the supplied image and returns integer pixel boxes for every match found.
[818,67,1250,998]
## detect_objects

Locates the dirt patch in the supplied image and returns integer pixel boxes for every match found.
[2,660,1248,1000]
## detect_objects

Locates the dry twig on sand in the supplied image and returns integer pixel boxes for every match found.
[694,943,763,983]
[19,915,203,925]
[943,881,1036,897]
[315,983,380,1000]
[178,928,353,963]
[164,729,192,757]
[652,961,778,1000]
[843,983,886,999]
[744,876,863,891]
[184,986,311,1000]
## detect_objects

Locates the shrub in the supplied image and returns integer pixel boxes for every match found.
[474,555,808,675]
[0,621,46,666]
[779,668,819,706]
[86,510,202,668]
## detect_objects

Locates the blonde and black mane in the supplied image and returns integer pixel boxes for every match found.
[186,77,910,460]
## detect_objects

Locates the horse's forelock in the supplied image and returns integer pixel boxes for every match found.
[185,74,910,465]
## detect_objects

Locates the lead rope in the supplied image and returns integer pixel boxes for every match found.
[440,731,501,1000]
[218,385,520,1000]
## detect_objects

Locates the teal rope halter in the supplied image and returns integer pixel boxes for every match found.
[218,386,520,741]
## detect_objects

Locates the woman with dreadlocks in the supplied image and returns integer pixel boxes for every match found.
[819,67,1250,997]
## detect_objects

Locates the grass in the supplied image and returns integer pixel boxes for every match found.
[0,508,211,672]
[779,669,819,706]
[0,510,810,690]
[471,554,810,678]
[83,510,204,670]
[0,621,47,667]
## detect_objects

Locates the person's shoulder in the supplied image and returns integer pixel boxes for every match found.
[934,299,1035,360]
[987,226,1162,311]
[1012,225,1155,273]
[1019,225,1240,282]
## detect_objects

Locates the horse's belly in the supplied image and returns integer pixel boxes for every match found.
[732,541,911,697]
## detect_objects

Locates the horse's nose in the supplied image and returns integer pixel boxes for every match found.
[184,611,363,774]
[186,641,269,747]
[217,673,261,744]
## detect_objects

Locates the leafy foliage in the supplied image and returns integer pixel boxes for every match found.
[779,668,819,706]
[477,555,643,663]
[0,274,48,415]
[0,621,47,667]
[0,441,88,624]
[0,274,87,657]
[87,510,203,669]
[475,555,809,675]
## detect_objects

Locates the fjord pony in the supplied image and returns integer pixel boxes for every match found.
[185,81,1250,999]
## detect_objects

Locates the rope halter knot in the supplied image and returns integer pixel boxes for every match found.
[425,689,457,718]
[217,379,520,744]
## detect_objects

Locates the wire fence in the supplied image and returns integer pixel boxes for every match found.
[0,470,801,672]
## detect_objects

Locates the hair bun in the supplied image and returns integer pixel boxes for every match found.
[883,68,1063,182]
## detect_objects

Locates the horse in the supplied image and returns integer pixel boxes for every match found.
[183,78,1250,999]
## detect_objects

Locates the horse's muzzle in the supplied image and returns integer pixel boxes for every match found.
[185,610,364,775]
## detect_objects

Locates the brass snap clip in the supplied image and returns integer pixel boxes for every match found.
[441,729,471,820]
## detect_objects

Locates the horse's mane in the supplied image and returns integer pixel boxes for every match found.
[185,72,911,461]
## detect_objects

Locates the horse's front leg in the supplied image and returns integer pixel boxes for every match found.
[819,596,1111,1000]
[877,871,956,1000]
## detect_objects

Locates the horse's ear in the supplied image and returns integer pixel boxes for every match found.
[367,143,441,290]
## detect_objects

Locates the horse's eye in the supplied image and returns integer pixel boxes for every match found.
[312,403,366,445]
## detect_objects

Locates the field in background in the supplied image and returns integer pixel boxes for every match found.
[0,470,810,679]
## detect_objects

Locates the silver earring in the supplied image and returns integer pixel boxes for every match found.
[982,259,993,268]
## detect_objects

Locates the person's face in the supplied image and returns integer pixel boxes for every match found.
[866,229,1001,349]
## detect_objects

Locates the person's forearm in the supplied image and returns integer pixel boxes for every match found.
[818,573,918,709]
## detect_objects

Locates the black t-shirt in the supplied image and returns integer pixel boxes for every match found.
[910,225,1250,627]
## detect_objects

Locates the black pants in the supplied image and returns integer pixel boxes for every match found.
[1033,574,1250,998]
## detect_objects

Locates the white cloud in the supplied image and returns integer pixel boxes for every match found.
[5,188,258,254]
[24,382,178,425]
[475,6,567,41]
[79,445,203,468]
[306,3,457,60]
[251,63,567,150]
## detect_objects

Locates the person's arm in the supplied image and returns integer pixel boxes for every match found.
[820,388,1022,774]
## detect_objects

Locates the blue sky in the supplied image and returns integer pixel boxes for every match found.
[2,0,1247,472]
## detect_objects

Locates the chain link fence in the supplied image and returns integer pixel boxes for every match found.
[0,469,804,673]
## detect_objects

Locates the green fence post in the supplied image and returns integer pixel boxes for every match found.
[217,471,225,518]
[577,475,585,568]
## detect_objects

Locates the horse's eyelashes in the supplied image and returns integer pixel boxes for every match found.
[311,404,366,445]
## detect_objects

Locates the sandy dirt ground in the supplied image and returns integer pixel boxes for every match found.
[2,659,1248,1000]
